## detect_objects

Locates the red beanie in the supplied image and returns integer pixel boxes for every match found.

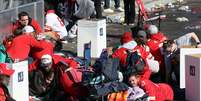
[120,32,133,44]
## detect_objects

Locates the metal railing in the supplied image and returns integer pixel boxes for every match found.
[0,0,44,42]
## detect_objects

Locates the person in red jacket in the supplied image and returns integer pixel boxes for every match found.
[112,32,151,79]
[0,63,15,101]
[22,25,55,60]
[145,25,168,82]
[12,11,42,35]
[6,28,44,61]
[128,72,174,101]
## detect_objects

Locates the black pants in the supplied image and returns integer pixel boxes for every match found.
[94,0,103,18]
[104,0,120,9]
[123,0,135,24]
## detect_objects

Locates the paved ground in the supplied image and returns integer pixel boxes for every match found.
[62,0,201,100]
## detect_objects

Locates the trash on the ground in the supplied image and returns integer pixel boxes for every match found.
[178,6,191,12]
[176,0,184,3]
[176,17,189,22]
[106,15,124,24]
[146,14,166,21]
[185,25,201,30]
[167,3,175,8]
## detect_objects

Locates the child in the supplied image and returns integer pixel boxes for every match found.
[128,72,174,101]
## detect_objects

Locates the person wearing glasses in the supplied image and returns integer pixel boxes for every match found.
[13,11,42,35]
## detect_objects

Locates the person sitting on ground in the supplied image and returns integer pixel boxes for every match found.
[0,63,15,101]
[128,72,174,101]
[163,32,201,84]
[12,11,42,35]
[29,54,64,101]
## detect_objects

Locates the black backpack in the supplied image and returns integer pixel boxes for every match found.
[124,51,146,78]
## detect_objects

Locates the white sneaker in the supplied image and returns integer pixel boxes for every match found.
[61,40,68,44]
[115,7,124,12]
[104,8,114,13]
[68,31,77,38]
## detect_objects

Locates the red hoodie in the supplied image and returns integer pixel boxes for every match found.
[139,78,174,101]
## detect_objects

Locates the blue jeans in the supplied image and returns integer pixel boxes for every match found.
[104,0,120,9]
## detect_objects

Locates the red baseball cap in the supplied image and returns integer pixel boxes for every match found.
[0,63,14,76]
[120,32,133,44]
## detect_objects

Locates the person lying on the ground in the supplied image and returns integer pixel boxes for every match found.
[0,63,16,101]
[128,72,174,101]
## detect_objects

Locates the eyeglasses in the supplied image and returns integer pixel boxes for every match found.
[20,19,28,21]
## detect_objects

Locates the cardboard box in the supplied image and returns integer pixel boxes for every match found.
[9,61,29,101]
[77,19,106,58]
[180,48,201,88]
[185,54,201,101]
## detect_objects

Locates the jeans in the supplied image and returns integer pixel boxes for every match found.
[104,0,120,9]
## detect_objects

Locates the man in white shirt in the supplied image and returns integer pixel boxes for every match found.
[45,9,76,42]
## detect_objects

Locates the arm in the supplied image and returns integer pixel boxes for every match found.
[187,32,201,47]
[31,19,42,34]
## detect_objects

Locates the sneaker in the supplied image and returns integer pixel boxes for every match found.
[61,40,68,44]
[68,31,77,38]
[103,8,114,13]
[115,7,124,12]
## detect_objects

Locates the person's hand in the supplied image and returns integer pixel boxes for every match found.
[197,43,201,48]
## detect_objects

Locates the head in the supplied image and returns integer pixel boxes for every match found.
[120,32,133,45]
[147,25,158,35]
[136,30,147,45]
[163,40,177,53]
[22,25,35,36]
[18,12,30,26]
[128,72,141,87]
[40,54,53,72]
[0,64,14,86]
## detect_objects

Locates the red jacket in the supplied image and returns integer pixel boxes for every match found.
[0,87,6,101]
[29,55,79,72]
[150,32,167,43]
[30,40,54,60]
[6,34,43,61]
[139,79,174,101]
[13,18,42,34]
[112,47,151,79]
[146,39,163,64]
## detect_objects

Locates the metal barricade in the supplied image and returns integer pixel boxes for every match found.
[0,0,44,42]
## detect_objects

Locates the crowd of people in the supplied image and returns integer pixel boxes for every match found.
[0,0,201,101]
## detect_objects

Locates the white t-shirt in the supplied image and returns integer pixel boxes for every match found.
[45,12,67,39]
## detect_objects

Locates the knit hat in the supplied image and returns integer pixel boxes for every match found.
[147,25,158,34]
[137,30,147,38]
[22,25,35,33]
[120,32,133,44]
[0,63,14,76]
[41,54,52,65]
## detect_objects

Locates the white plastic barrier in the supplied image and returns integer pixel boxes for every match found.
[180,48,201,88]
[185,54,201,101]
[9,60,29,101]
[77,19,106,58]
